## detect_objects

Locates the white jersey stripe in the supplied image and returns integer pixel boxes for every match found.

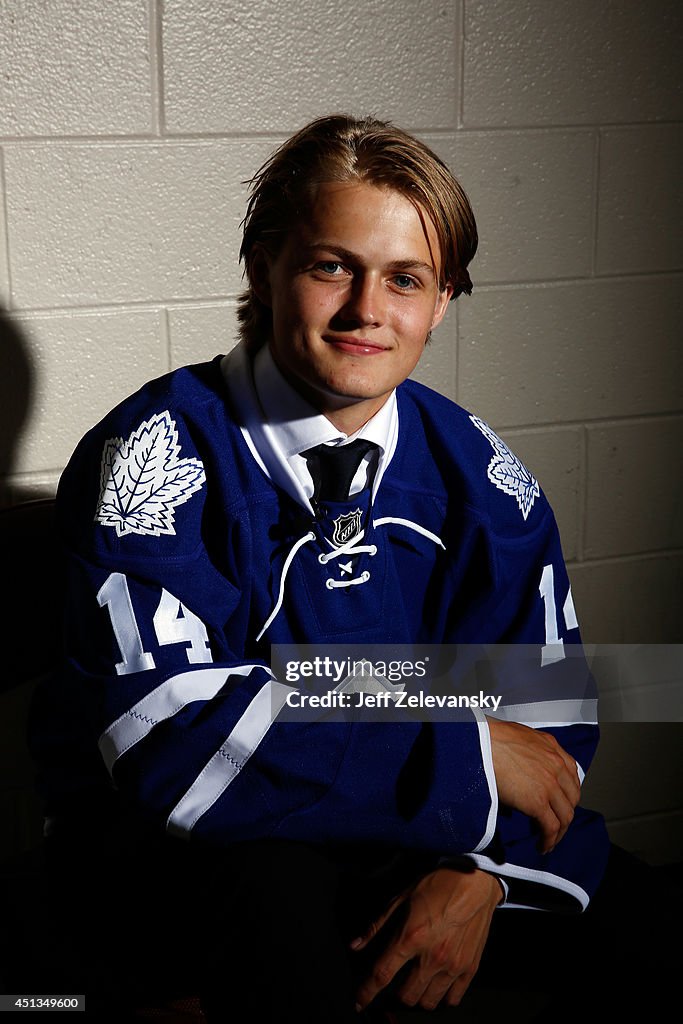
[485,698,598,726]
[468,853,590,911]
[472,710,498,853]
[98,664,273,774]
[166,680,295,837]
[373,517,446,550]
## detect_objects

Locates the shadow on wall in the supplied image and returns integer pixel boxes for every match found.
[0,311,54,848]
[0,307,47,509]
[0,309,29,502]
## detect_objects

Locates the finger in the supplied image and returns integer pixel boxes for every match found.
[537,788,576,852]
[535,805,562,854]
[553,750,580,803]
[350,892,405,951]
[531,761,577,852]
[540,733,580,803]
[404,967,458,1011]
[564,758,581,805]
[444,967,477,1008]
[394,952,451,1009]
[355,947,411,1011]
[548,789,575,849]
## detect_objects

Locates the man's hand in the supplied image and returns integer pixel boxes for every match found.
[352,868,503,1013]
[486,717,580,853]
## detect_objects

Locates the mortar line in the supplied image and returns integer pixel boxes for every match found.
[591,129,602,277]
[457,0,466,130]
[0,148,14,308]
[148,0,166,137]
[160,306,171,372]
[577,424,588,563]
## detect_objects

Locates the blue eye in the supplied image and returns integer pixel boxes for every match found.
[317,261,343,275]
[394,274,416,289]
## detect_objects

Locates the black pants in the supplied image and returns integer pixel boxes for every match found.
[199,841,682,1023]
[3,830,681,1022]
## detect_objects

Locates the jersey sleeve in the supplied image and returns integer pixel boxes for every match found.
[470,506,610,911]
[30,401,496,860]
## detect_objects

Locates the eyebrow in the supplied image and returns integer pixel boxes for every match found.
[302,244,436,279]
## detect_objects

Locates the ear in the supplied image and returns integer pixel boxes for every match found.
[248,245,273,308]
[430,283,454,330]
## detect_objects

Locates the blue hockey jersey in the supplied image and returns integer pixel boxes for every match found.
[30,342,609,913]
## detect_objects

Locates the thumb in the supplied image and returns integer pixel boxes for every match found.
[349,891,405,951]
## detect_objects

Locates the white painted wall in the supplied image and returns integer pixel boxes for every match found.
[1,1,681,861]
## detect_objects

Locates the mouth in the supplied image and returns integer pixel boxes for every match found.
[323,335,387,355]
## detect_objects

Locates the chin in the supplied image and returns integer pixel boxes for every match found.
[325,386,381,405]
[323,373,385,397]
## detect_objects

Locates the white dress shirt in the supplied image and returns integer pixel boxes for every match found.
[251,343,398,501]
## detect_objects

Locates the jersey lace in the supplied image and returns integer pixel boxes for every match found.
[255,516,446,641]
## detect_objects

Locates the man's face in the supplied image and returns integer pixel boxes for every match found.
[254,181,453,431]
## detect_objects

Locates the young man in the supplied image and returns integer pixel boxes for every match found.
[28,116,669,1022]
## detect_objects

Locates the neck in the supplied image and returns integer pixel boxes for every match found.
[321,396,388,435]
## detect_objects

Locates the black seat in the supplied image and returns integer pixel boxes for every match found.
[0,498,60,995]
[0,499,205,1020]
[1,497,62,688]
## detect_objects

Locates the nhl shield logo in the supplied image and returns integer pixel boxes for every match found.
[332,508,363,546]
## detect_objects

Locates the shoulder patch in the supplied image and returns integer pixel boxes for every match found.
[95,411,206,537]
[469,415,539,521]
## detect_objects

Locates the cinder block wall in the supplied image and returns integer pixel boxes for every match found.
[1,2,681,860]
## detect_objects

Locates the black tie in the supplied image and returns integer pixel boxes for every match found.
[303,439,378,502]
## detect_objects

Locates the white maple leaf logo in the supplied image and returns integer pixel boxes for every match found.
[95,411,206,537]
[470,415,540,520]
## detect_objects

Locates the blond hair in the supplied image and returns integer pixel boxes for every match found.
[238,114,478,348]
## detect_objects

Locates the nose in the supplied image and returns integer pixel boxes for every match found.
[340,273,385,327]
